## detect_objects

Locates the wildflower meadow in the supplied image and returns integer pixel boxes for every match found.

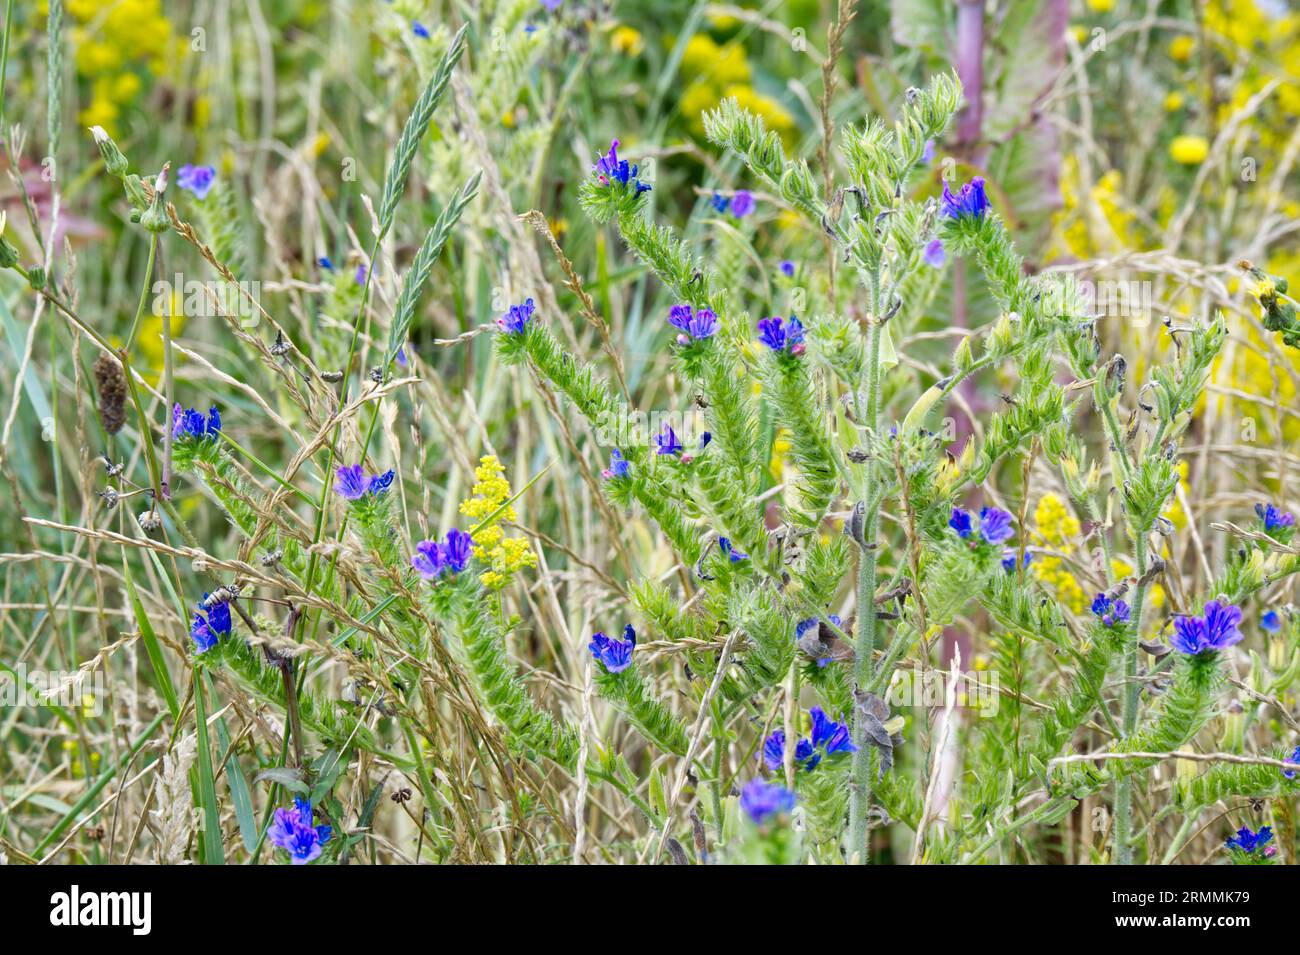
[3,0,1300,888]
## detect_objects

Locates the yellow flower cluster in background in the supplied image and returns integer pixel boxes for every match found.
[63,0,183,134]
[675,34,794,144]
[1032,493,1086,614]
[459,455,537,590]
[1048,156,1140,260]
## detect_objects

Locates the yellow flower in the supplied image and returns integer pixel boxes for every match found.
[458,455,536,590]
[1163,91,1185,112]
[1169,36,1195,62]
[1086,0,1114,12]
[611,26,644,56]
[1169,134,1209,165]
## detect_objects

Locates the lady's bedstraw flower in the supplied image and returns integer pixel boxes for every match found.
[497,298,536,334]
[757,316,805,355]
[1256,502,1295,541]
[1224,825,1275,863]
[592,138,651,195]
[1091,592,1131,628]
[190,596,232,654]
[739,779,795,825]
[457,455,537,589]
[268,797,332,865]
[655,425,683,456]
[172,403,221,442]
[411,529,473,579]
[667,304,719,342]
[176,164,215,200]
[589,625,636,673]
[950,506,1014,545]
[602,448,630,480]
[334,464,394,501]
[1171,599,1244,656]
[940,176,989,221]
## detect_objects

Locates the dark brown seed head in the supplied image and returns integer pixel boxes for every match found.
[92,353,127,435]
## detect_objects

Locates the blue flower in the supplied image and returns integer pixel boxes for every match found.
[589,624,636,673]
[667,304,717,340]
[739,779,796,825]
[761,729,816,772]
[1262,609,1281,633]
[411,528,474,579]
[1283,744,1300,780]
[977,507,1014,544]
[318,256,334,271]
[268,796,332,865]
[796,614,842,667]
[172,403,221,441]
[949,507,974,538]
[497,298,536,334]
[921,139,935,164]
[354,264,368,285]
[334,464,394,501]
[190,597,232,654]
[808,706,856,758]
[655,425,683,456]
[779,260,795,277]
[592,138,651,195]
[176,164,216,200]
[730,190,756,218]
[1001,548,1033,572]
[1171,599,1244,655]
[1091,593,1132,628]
[699,432,712,449]
[1256,502,1295,534]
[540,0,562,10]
[412,20,430,38]
[1224,825,1273,854]
[718,536,748,562]
[940,176,989,221]
[757,316,805,354]
[923,238,946,267]
[602,448,630,480]
[710,191,730,214]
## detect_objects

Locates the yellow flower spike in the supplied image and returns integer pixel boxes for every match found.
[1169,36,1195,62]
[458,455,539,590]
[1169,134,1209,165]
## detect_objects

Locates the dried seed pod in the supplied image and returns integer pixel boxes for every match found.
[92,352,127,435]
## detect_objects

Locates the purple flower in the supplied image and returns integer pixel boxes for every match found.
[1262,609,1281,634]
[809,707,856,758]
[540,0,562,10]
[190,597,231,654]
[779,260,795,277]
[268,796,332,865]
[172,403,221,441]
[655,425,683,456]
[1283,744,1300,780]
[667,304,718,340]
[923,238,946,268]
[589,624,636,673]
[354,264,368,285]
[699,432,712,449]
[411,529,474,579]
[176,164,216,200]
[739,779,796,825]
[718,536,747,562]
[592,138,651,195]
[1256,502,1295,534]
[334,464,394,501]
[921,139,935,164]
[412,21,430,38]
[1001,548,1033,572]
[730,190,756,218]
[1171,599,1244,655]
[757,316,805,354]
[940,176,989,221]
[497,298,536,334]
[1225,825,1272,854]
[668,304,694,330]
[949,507,974,539]
[761,729,816,772]
[602,448,630,480]
[796,614,842,667]
[977,507,1014,544]
[1091,593,1132,628]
